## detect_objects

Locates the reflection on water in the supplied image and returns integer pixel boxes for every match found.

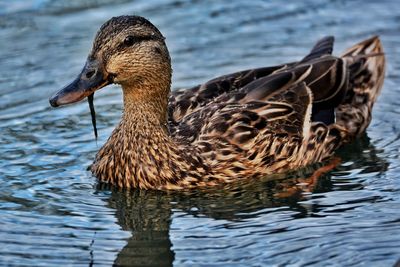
[1,0,400,266]
[108,189,175,267]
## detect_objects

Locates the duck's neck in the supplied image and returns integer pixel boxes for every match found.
[121,83,169,132]
[92,82,207,189]
[121,81,173,170]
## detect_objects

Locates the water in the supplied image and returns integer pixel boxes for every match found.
[0,0,399,266]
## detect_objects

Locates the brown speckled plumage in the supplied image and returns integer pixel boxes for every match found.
[54,16,386,190]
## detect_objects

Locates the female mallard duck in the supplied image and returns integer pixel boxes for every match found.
[49,16,385,190]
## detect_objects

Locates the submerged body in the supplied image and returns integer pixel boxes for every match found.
[50,16,385,190]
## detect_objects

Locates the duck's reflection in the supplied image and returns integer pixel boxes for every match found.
[100,133,388,267]
[106,190,175,267]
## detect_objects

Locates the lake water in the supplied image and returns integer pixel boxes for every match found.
[0,0,399,266]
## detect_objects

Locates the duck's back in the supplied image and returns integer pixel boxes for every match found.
[167,36,385,180]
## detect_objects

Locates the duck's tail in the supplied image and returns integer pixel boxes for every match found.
[335,36,386,141]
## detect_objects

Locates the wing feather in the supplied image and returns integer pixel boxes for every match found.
[168,64,294,122]
[300,36,334,63]
[169,36,350,146]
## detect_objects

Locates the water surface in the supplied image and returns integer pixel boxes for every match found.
[1,0,400,266]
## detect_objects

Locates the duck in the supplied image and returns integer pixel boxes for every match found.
[49,15,385,190]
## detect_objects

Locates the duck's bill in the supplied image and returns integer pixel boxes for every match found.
[49,60,111,107]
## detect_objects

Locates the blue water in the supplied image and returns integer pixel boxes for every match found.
[0,0,399,266]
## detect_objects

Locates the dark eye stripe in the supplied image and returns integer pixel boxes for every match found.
[123,35,160,47]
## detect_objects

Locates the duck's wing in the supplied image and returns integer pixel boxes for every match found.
[168,36,336,124]
[171,54,349,147]
[170,70,310,143]
[168,64,295,122]
[170,54,352,180]
[171,80,312,169]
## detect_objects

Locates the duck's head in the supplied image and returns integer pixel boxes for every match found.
[49,15,171,107]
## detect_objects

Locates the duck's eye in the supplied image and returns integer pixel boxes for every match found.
[124,36,135,46]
